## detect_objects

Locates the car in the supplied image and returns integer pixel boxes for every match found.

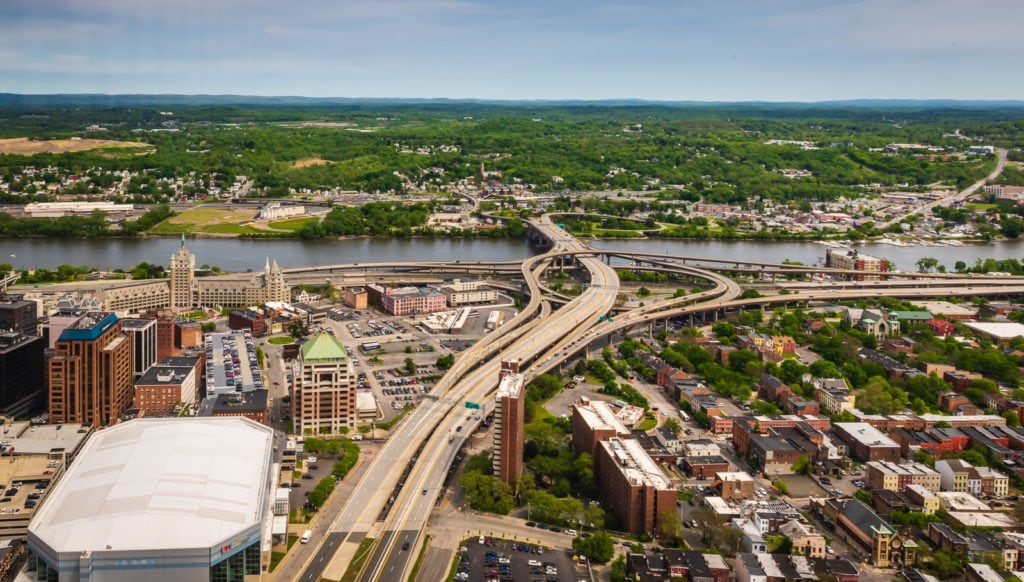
[565,529,578,536]
[536,523,549,530]
[402,541,410,551]
[302,473,313,480]
[819,477,832,485]
[422,489,427,495]
[549,527,561,533]
[525,521,536,527]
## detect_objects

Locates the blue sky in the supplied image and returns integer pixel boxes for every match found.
[1,0,1021,100]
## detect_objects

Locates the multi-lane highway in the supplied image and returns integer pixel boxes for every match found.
[289,218,619,582]
[355,216,620,581]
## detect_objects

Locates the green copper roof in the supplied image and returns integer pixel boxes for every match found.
[301,332,347,361]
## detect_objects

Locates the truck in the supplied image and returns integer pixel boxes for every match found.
[300,530,312,544]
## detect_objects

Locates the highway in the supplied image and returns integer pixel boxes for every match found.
[355,216,619,581]
[875,147,1008,229]
[290,218,619,582]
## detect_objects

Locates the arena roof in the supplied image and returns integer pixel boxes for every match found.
[30,417,273,553]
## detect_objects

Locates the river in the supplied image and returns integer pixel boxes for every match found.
[2,236,1022,273]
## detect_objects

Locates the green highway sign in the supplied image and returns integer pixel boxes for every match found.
[465,401,481,410]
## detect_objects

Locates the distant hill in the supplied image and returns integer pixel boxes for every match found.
[1,93,1024,109]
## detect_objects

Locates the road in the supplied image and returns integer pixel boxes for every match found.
[875,147,1008,229]
[358,216,620,581]
[288,217,619,582]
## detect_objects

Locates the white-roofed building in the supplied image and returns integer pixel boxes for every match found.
[27,417,275,582]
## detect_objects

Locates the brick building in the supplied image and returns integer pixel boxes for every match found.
[571,398,631,457]
[48,312,133,427]
[594,437,676,539]
[493,360,525,486]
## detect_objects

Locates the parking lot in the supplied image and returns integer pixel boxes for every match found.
[453,536,587,582]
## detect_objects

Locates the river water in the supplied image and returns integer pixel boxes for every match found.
[1,236,1021,273]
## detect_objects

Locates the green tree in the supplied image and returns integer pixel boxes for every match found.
[572,530,615,563]
[436,353,455,370]
[404,357,416,375]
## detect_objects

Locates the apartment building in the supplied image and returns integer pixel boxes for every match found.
[493,360,525,486]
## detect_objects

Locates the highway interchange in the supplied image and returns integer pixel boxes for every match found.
[283,217,1024,581]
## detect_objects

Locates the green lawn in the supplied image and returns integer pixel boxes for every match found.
[270,217,318,231]
[200,223,263,235]
[965,203,998,211]
[268,336,293,345]
[339,537,375,582]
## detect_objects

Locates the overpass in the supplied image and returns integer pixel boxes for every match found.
[290,218,620,582]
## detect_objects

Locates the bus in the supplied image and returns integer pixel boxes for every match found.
[360,342,381,352]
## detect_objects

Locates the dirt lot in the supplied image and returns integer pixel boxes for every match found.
[780,474,828,498]
[290,157,336,169]
[0,137,151,154]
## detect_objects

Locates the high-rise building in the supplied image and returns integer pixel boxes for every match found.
[121,318,158,377]
[169,234,195,309]
[594,437,676,539]
[492,359,525,486]
[0,330,45,418]
[291,333,356,435]
[48,312,133,427]
[0,294,37,336]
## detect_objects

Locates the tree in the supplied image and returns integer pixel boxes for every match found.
[572,530,615,563]
[915,257,939,273]
[657,508,685,546]
[436,353,455,370]
[663,417,682,435]
[404,357,416,375]
[610,555,628,582]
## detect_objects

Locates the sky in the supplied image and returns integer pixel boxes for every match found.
[1,0,1022,101]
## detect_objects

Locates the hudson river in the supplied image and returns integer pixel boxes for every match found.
[3,237,1022,272]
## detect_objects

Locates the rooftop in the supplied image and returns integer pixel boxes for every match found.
[496,369,525,399]
[602,437,672,490]
[29,417,274,553]
[301,332,347,362]
[835,422,899,448]
[575,400,629,435]
[964,321,1024,340]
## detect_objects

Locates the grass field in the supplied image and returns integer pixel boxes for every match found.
[269,217,318,231]
[0,137,153,155]
[268,336,293,345]
[148,207,258,235]
[966,202,999,211]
